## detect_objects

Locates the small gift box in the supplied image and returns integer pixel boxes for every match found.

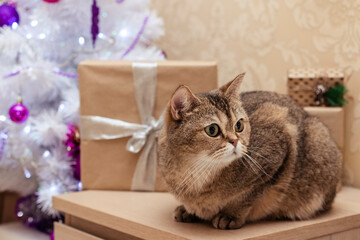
[79,60,218,191]
[288,68,345,106]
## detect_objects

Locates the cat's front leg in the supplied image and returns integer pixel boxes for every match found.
[173,205,201,223]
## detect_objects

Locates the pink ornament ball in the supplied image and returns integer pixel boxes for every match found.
[9,103,29,123]
[42,0,60,3]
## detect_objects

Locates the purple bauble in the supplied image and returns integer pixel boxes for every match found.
[0,3,20,28]
[9,102,29,123]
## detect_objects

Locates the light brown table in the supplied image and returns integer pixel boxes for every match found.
[53,187,360,240]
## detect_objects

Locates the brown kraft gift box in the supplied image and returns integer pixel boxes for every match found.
[79,60,218,191]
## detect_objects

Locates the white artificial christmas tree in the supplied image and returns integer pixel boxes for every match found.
[0,0,164,233]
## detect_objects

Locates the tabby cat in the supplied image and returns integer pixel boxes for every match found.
[158,73,342,229]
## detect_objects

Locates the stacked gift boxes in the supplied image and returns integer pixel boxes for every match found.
[288,68,345,151]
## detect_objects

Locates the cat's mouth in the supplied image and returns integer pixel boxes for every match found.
[220,150,241,165]
[214,145,243,165]
[231,145,244,158]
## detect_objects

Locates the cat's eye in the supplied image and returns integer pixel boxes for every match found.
[204,124,220,137]
[235,119,244,132]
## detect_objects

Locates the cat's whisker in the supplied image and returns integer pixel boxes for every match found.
[175,159,208,193]
[179,159,205,182]
[243,152,272,179]
[175,163,205,193]
[247,146,261,150]
[182,151,225,196]
[246,149,266,159]
[238,150,250,170]
[242,154,258,175]
[204,149,235,185]
[240,157,249,170]
[240,149,261,173]
[243,153,263,173]
[184,160,214,195]
[211,149,227,160]
[177,154,210,182]
[246,147,275,161]
[176,155,212,194]
[241,152,267,184]
[212,155,224,177]
[191,159,213,184]
[176,141,271,196]
[247,149,277,163]
[180,162,210,196]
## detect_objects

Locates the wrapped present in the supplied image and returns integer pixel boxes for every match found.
[304,107,344,150]
[288,68,345,106]
[79,61,218,191]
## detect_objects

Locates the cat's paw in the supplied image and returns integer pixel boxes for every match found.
[173,205,199,223]
[212,213,244,230]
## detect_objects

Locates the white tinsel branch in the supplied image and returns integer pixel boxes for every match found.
[0,0,165,217]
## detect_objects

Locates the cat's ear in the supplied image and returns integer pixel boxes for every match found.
[219,73,245,98]
[170,85,200,120]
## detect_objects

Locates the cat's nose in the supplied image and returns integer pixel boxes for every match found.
[229,139,238,147]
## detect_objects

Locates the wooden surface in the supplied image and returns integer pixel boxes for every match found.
[0,222,48,240]
[53,187,360,240]
[55,222,104,240]
[312,228,360,240]
[66,215,140,240]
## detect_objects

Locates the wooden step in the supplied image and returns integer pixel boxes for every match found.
[53,187,360,240]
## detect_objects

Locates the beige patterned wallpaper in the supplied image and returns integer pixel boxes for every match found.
[152,0,360,187]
